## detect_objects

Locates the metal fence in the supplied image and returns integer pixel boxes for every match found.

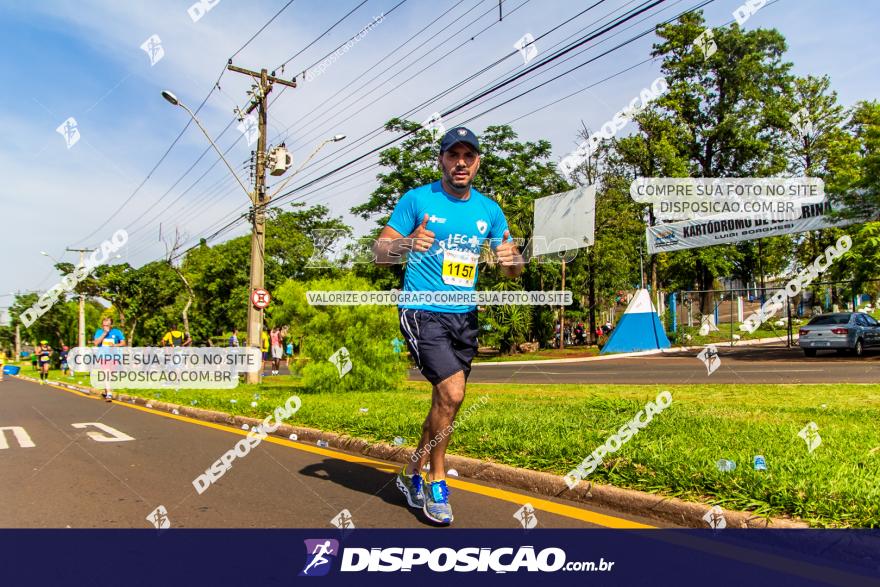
[670,280,878,347]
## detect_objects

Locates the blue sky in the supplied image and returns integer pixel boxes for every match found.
[1,0,878,317]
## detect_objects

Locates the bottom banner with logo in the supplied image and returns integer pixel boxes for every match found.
[1,529,877,586]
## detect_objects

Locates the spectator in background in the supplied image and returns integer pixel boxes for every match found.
[228,328,239,347]
[161,324,191,347]
[270,327,283,376]
[574,322,585,345]
[261,329,269,372]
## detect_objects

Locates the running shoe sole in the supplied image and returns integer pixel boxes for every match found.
[422,503,453,525]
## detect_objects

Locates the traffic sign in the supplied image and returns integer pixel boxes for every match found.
[252,288,271,309]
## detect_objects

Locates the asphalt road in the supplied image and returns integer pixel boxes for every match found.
[461,346,880,385]
[0,376,663,529]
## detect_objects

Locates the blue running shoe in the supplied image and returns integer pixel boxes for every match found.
[423,479,453,525]
[396,467,425,509]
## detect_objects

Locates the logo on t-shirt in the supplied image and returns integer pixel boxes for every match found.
[476,220,488,234]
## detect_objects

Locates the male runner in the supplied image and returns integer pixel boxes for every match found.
[36,340,52,384]
[60,345,70,376]
[373,127,524,525]
[94,317,126,401]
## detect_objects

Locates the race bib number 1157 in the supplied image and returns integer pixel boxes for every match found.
[442,249,478,286]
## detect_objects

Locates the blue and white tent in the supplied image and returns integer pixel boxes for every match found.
[600,289,670,354]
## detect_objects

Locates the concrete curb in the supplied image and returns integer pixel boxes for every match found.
[22,374,809,529]
[474,335,798,366]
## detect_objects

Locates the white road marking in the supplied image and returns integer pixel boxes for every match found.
[70,422,135,442]
[0,426,36,449]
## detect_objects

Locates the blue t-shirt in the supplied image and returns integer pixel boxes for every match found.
[94,328,125,357]
[387,181,509,313]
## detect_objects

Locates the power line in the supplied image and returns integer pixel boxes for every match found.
[277,0,372,72]
[272,0,469,146]
[69,0,299,247]
[168,0,672,258]
[270,0,661,190]
[112,2,391,256]
[165,0,725,264]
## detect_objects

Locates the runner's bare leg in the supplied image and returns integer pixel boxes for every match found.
[421,370,465,481]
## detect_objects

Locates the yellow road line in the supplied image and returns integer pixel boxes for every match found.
[35,377,654,529]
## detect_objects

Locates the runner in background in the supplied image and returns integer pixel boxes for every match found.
[36,340,53,384]
[60,345,70,376]
[94,317,125,401]
[228,329,239,347]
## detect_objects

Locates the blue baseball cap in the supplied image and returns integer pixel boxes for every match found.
[440,127,480,154]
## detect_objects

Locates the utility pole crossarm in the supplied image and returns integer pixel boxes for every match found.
[227,63,298,89]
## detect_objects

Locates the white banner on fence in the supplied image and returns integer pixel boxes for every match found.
[646,201,862,254]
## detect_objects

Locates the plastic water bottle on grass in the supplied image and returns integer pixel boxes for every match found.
[716,459,736,472]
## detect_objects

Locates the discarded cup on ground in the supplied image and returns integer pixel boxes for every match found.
[447,468,459,477]
[716,459,736,472]
[241,423,249,430]
[359,408,368,413]
[753,455,767,471]
[250,401,258,407]
[146,403,153,409]
[289,433,298,441]
[317,440,329,448]
[393,437,404,445]
[172,409,179,415]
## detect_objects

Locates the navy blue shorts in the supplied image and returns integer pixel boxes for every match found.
[398,309,479,385]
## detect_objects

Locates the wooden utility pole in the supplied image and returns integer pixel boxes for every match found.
[66,247,95,349]
[225,63,296,383]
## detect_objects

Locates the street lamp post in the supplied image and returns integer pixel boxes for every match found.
[162,89,344,383]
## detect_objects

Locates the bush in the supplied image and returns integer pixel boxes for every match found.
[271,275,408,392]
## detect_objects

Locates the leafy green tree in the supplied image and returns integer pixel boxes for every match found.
[270,275,407,392]
[837,101,880,295]
[647,13,793,312]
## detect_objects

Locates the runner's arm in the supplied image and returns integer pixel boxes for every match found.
[373,225,416,265]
